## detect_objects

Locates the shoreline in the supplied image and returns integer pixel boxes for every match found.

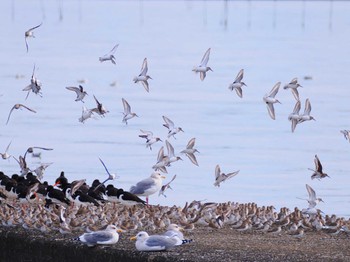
[1,223,349,262]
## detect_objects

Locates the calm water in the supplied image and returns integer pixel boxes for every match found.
[1,0,350,217]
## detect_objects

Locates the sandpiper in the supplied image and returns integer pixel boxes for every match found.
[91,95,109,117]
[340,130,350,142]
[165,140,182,166]
[25,22,42,52]
[162,115,184,139]
[0,141,12,160]
[159,174,177,197]
[192,48,213,81]
[66,85,88,103]
[308,155,329,180]
[6,103,37,125]
[288,100,301,132]
[214,164,239,187]
[263,82,281,120]
[133,58,152,92]
[284,77,302,101]
[23,64,42,99]
[139,129,162,150]
[228,69,246,98]
[122,98,138,125]
[298,98,315,123]
[99,43,119,65]
[180,137,199,166]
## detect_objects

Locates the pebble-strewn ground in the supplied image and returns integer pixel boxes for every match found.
[1,224,350,262]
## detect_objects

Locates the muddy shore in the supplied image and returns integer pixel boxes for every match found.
[1,225,349,262]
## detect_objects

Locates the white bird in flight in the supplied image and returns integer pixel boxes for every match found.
[99,43,119,64]
[284,77,302,101]
[180,138,199,166]
[192,48,213,81]
[298,98,315,123]
[162,116,184,139]
[122,98,138,125]
[263,82,281,120]
[228,69,246,98]
[25,22,42,52]
[214,164,239,187]
[288,100,301,132]
[133,58,152,92]
[6,104,36,125]
[66,85,88,103]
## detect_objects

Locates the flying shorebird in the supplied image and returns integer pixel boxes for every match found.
[94,158,117,192]
[298,98,315,123]
[192,48,213,81]
[91,95,109,117]
[308,155,330,180]
[6,103,36,125]
[0,141,12,160]
[340,130,350,142]
[79,106,94,123]
[23,64,42,99]
[165,140,182,166]
[139,129,162,150]
[122,98,138,125]
[152,146,168,173]
[214,164,240,187]
[133,58,152,92]
[25,22,42,53]
[228,69,246,98]
[288,100,301,132]
[23,146,53,160]
[180,138,199,166]
[162,116,184,139]
[99,43,119,64]
[66,85,88,103]
[284,77,302,101]
[298,184,324,208]
[159,174,177,197]
[263,82,281,120]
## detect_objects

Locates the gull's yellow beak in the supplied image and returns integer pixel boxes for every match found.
[161,175,166,179]
[117,229,124,233]
[130,236,137,241]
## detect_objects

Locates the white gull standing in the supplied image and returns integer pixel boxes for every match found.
[129,172,165,205]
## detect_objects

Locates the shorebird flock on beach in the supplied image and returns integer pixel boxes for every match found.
[1,15,350,251]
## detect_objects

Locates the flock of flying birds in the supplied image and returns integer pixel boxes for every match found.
[1,20,350,226]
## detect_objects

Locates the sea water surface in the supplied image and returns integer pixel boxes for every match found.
[1,0,350,217]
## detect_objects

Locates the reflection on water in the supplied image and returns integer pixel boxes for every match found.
[1,0,350,218]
